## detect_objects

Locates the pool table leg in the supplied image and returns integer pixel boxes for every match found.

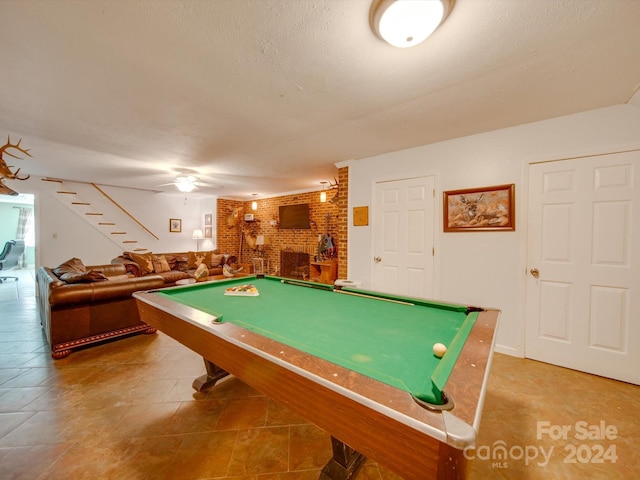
[319,436,366,480]
[192,358,230,392]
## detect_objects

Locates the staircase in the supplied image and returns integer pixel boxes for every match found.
[41,178,158,252]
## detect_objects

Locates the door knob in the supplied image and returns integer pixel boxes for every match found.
[374,256,382,263]
[530,268,540,278]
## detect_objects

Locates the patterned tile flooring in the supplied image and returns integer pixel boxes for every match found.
[0,269,638,479]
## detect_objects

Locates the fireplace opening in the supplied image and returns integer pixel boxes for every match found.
[280,250,310,280]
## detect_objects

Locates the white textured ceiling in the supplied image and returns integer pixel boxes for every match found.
[1,0,639,199]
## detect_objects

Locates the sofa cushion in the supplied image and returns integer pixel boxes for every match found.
[61,270,109,283]
[53,257,86,276]
[210,253,225,267]
[152,254,171,273]
[175,255,189,272]
[162,254,178,271]
[155,270,191,284]
[126,252,155,274]
[51,258,106,283]
[188,251,212,269]
[107,274,133,282]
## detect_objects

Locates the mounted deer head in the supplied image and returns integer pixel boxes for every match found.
[328,176,339,204]
[0,179,18,196]
[242,226,257,250]
[226,207,240,228]
[0,136,32,181]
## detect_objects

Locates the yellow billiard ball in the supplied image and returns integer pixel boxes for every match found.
[433,343,447,358]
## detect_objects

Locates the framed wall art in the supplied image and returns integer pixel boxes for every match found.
[204,226,212,238]
[204,213,213,226]
[443,184,515,232]
[169,218,182,233]
[353,206,369,226]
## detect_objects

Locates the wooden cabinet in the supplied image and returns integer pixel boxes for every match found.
[310,261,337,285]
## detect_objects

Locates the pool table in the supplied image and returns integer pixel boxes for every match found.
[134,275,499,480]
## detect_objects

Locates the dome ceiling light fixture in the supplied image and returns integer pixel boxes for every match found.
[370,0,453,48]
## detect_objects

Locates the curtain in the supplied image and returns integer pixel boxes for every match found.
[15,207,32,268]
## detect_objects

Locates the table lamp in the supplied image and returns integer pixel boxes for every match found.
[192,229,204,251]
[256,235,269,256]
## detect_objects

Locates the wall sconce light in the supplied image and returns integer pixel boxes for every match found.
[251,193,258,210]
[370,0,452,48]
[192,229,204,251]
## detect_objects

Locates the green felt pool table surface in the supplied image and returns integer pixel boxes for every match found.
[156,275,479,405]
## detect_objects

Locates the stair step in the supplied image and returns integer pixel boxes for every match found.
[98,222,116,225]
[110,232,127,235]
[133,248,148,251]
[122,240,138,244]
[85,213,103,216]
[42,178,63,183]
[72,202,91,205]
[57,191,77,195]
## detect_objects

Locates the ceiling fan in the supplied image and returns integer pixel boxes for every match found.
[157,170,220,193]
[172,174,200,192]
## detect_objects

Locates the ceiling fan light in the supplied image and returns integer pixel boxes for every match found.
[175,175,197,193]
[372,0,449,48]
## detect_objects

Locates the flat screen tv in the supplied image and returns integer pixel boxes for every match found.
[279,203,311,229]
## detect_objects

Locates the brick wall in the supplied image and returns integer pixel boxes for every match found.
[336,166,349,279]
[216,188,343,277]
[216,197,244,258]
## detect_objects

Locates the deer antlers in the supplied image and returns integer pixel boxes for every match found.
[0,136,32,181]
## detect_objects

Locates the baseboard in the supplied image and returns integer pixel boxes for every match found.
[493,344,523,358]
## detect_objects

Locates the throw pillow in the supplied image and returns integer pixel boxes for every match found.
[60,269,108,283]
[175,255,189,272]
[188,251,212,270]
[164,254,178,271]
[152,255,171,273]
[52,257,86,278]
[210,254,225,267]
[127,252,155,275]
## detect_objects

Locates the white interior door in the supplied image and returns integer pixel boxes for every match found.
[525,151,640,384]
[372,176,435,298]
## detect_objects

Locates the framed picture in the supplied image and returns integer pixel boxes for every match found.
[204,226,212,238]
[443,184,515,232]
[353,206,369,226]
[204,213,213,226]
[169,218,182,233]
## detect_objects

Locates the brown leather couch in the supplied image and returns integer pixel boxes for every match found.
[111,250,228,285]
[37,262,165,359]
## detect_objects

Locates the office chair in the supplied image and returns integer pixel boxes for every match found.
[0,240,25,283]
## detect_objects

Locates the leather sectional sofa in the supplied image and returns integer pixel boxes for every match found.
[37,259,165,359]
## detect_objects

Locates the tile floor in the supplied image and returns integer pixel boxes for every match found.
[0,269,638,479]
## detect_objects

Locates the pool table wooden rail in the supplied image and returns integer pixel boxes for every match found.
[134,290,499,480]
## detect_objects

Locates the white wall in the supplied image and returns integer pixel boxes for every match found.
[16,178,217,267]
[346,103,640,357]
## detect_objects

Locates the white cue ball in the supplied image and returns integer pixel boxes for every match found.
[433,343,447,358]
